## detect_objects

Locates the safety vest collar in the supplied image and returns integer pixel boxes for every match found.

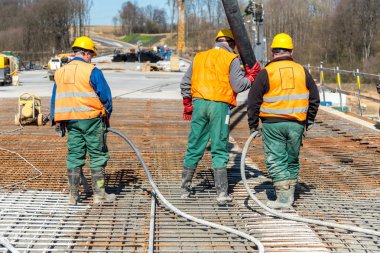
[213,42,235,53]
[70,57,88,63]
[265,56,294,67]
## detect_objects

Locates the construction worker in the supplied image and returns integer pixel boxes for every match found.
[247,33,320,209]
[50,36,115,205]
[180,29,261,205]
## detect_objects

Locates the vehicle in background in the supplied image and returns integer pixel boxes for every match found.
[47,53,72,81]
[0,55,12,85]
[112,48,163,63]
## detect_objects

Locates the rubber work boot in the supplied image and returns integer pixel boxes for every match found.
[288,179,298,204]
[180,168,195,199]
[213,168,232,205]
[266,180,293,209]
[91,170,116,204]
[67,169,80,205]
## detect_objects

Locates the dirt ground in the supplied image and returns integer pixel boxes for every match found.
[88,26,120,39]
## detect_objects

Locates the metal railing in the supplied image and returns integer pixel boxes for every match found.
[306,63,380,117]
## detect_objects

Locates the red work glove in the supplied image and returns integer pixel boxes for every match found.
[245,61,261,83]
[183,97,193,120]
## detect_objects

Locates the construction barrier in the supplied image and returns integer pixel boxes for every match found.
[306,63,380,119]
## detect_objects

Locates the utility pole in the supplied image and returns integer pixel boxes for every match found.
[177,0,185,57]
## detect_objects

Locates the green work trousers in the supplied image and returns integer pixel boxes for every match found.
[184,99,230,170]
[66,117,109,172]
[262,121,304,183]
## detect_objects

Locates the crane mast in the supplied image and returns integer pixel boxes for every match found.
[244,1,266,64]
[177,0,185,57]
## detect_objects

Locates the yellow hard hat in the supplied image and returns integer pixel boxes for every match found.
[215,29,234,41]
[271,33,293,50]
[72,36,97,56]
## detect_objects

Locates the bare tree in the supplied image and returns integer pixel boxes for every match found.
[119,2,168,35]
[167,0,177,34]
[0,0,91,62]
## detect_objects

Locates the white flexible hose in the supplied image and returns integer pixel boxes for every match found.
[241,132,380,237]
[0,126,24,134]
[0,147,42,190]
[0,237,19,253]
[108,128,265,253]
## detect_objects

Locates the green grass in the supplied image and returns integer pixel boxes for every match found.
[120,34,165,47]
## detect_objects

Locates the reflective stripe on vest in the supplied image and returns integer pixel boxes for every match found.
[55,106,96,113]
[56,92,98,99]
[54,60,105,121]
[191,47,238,106]
[260,60,309,121]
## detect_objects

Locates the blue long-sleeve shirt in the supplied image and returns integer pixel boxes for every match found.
[50,57,112,124]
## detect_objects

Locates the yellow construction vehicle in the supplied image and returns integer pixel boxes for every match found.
[15,93,44,126]
[0,54,12,85]
[0,52,20,86]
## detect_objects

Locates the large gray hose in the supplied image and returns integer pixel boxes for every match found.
[241,132,380,237]
[108,128,265,253]
[221,0,256,67]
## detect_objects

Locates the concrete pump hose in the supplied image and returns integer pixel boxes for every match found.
[241,132,380,237]
[108,128,265,253]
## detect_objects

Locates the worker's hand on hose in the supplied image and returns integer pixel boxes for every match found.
[183,97,193,120]
[250,127,261,138]
[245,61,261,84]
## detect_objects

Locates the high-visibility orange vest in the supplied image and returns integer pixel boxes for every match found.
[54,60,105,121]
[191,47,238,106]
[260,60,309,121]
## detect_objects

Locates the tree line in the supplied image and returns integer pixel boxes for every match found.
[0,0,91,64]
[263,0,379,74]
[0,0,378,74]
[117,0,379,74]
[117,1,168,34]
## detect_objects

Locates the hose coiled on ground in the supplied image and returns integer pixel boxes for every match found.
[108,128,265,253]
[240,132,380,237]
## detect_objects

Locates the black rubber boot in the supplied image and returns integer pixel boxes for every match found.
[213,168,232,205]
[266,180,293,209]
[180,168,195,199]
[67,169,80,205]
[91,170,116,204]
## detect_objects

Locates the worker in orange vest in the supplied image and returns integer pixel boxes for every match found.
[50,36,115,205]
[180,29,261,205]
[247,33,320,209]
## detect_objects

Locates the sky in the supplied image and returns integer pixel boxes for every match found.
[90,0,167,26]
